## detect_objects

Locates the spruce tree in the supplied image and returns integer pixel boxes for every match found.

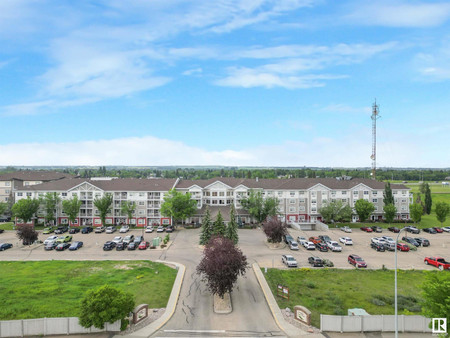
[199,208,213,245]
[424,183,432,215]
[225,204,239,244]
[213,211,226,236]
[383,182,394,206]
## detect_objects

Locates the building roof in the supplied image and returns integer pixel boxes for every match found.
[0,171,73,181]
[17,178,178,192]
[176,177,409,190]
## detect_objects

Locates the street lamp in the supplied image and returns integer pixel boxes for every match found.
[394,227,407,338]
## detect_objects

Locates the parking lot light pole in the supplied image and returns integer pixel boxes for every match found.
[394,227,407,338]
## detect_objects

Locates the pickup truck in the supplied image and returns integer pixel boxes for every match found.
[424,257,450,270]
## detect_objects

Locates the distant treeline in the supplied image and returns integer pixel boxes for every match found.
[1,166,449,181]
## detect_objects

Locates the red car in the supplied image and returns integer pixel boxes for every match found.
[360,227,373,233]
[433,227,444,233]
[397,243,410,251]
[348,254,367,268]
[138,241,150,250]
[308,236,321,244]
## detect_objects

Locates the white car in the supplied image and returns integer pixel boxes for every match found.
[327,241,342,252]
[282,254,298,268]
[340,226,352,233]
[371,237,387,246]
[303,241,316,250]
[289,241,299,250]
[339,237,353,245]
[44,235,58,245]
[297,236,307,246]
[112,236,122,244]
[145,226,154,233]
[442,226,450,233]
[119,225,129,233]
[381,236,395,244]
[105,226,116,234]
[156,226,165,233]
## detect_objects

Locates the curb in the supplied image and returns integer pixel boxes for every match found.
[118,260,185,338]
[252,263,324,337]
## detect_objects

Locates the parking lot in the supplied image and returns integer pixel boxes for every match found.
[0,226,449,272]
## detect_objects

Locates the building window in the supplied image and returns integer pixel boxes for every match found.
[353,191,358,195]
[212,192,218,197]
[299,191,305,195]
[341,199,347,203]
[311,192,316,197]
[373,191,378,196]
[289,199,295,204]
[289,207,296,212]
[219,192,225,196]
[372,199,378,203]
[311,199,317,204]
[5,182,10,186]
[402,191,406,195]
[25,182,30,186]
[341,191,347,195]
[290,191,295,197]
[299,206,305,211]
[311,207,317,212]
[401,199,406,203]
[139,201,145,206]
[26,192,32,197]
[5,190,10,194]
[17,192,23,196]
[322,191,327,195]
[374,206,378,211]
[393,191,398,195]
[139,193,145,197]
[278,191,283,197]
[299,198,305,203]
[401,206,406,211]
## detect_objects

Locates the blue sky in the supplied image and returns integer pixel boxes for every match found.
[1,0,449,167]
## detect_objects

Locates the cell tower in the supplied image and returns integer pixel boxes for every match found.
[370,100,380,180]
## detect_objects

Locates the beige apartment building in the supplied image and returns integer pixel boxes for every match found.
[14,176,411,226]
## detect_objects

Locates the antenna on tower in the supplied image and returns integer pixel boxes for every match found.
[370,100,380,180]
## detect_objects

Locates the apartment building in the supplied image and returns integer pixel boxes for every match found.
[0,171,72,203]
[14,176,411,226]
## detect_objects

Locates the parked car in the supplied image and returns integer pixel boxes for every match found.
[371,237,387,246]
[371,226,383,233]
[397,243,410,252]
[81,226,93,234]
[340,226,352,233]
[116,242,127,251]
[42,227,54,234]
[44,235,58,245]
[424,256,450,270]
[112,236,123,244]
[119,225,130,233]
[138,241,150,250]
[318,235,332,243]
[289,241,299,250]
[433,227,444,233]
[105,226,117,234]
[156,226,165,233]
[414,238,430,247]
[0,243,13,251]
[56,235,72,243]
[134,236,144,244]
[442,226,450,233]
[282,254,298,268]
[388,226,400,233]
[339,237,353,245]
[360,226,373,233]
[326,241,342,252]
[0,216,11,222]
[123,235,135,244]
[315,242,328,252]
[308,236,321,244]
[166,226,174,233]
[297,236,307,245]
[0,229,3,234]
[303,241,316,250]
[69,241,83,250]
[145,226,154,233]
[103,241,116,251]
[308,257,324,267]
[68,227,80,234]
[371,242,385,252]
[402,236,420,247]
[404,226,420,234]
[44,241,57,250]
[284,234,294,244]
[95,226,106,233]
[348,254,367,268]
[423,228,437,234]
[54,226,68,234]
[55,242,70,251]
[127,242,137,250]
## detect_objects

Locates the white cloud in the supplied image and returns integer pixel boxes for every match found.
[345,1,450,27]
[413,40,450,81]
[0,134,444,167]
[182,68,203,76]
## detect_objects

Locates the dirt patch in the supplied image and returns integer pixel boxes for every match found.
[265,241,286,250]
[214,293,232,314]
[114,264,133,270]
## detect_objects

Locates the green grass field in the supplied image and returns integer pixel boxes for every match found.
[263,269,439,328]
[0,260,177,320]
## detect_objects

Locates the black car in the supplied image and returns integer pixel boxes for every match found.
[371,242,385,252]
[414,238,430,247]
[402,236,420,247]
[0,243,13,251]
[388,227,400,233]
[127,242,137,250]
[318,235,332,243]
[54,226,68,234]
[0,229,4,234]
[55,242,70,251]
[308,257,324,267]
[69,227,80,234]
[284,234,294,244]
[166,226,174,233]
[69,241,83,250]
[134,236,144,244]
[423,228,437,234]
[81,226,93,234]
[0,216,11,222]
[103,241,116,251]
[116,242,127,251]
[371,226,383,233]
[315,242,328,252]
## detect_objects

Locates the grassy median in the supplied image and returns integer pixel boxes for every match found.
[264,268,435,328]
[0,260,177,320]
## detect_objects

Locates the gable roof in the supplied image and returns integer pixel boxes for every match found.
[0,171,73,182]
